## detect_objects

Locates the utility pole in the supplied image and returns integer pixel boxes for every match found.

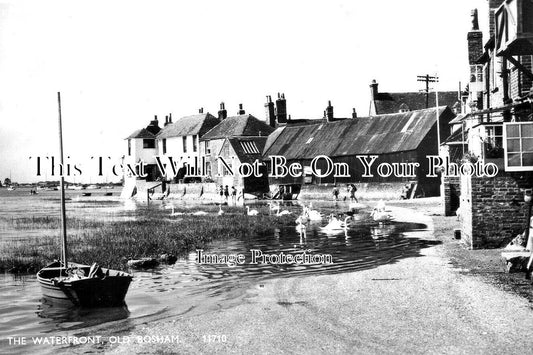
[417,74,439,108]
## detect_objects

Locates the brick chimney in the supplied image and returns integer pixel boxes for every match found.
[238,103,245,115]
[146,115,161,135]
[199,107,204,114]
[168,113,172,124]
[218,102,227,120]
[265,95,276,127]
[352,108,357,119]
[467,9,483,65]
[275,93,287,124]
[488,0,505,37]
[164,115,169,127]
[370,80,379,101]
[326,101,334,122]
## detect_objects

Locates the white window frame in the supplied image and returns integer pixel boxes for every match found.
[503,122,533,171]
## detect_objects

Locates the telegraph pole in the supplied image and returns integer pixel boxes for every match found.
[417,74,439,108]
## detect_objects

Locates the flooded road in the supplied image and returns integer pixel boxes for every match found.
[0,188,436,353]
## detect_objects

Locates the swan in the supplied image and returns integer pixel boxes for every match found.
[307,209,323,221]
[246,206,259,216]
[370,208,392,222]
[321,216,350,232]
[165,205,184,216]
[217,205,224,216]
[276,209,292,216]
[192,211,208,216]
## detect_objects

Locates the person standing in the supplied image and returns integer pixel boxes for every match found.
[231,186,237,204]
[332,185,339,201]
[224,185,229,202]
[348,184,358,203]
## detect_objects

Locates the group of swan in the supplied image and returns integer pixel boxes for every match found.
[164,205,211,217]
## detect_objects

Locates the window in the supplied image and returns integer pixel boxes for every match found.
[182,136,187,153]
[143,139,155,149]
[504,122,533,171]
[128,139,131,156]
[193,135,197,152]
[470,65,483,83]
[206,141,211,155]
[162,139,167,154]
[483,124,503,159]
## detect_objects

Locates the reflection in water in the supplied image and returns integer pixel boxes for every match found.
[0,190,439,354]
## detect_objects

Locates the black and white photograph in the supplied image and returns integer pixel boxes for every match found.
[1,0,533,353]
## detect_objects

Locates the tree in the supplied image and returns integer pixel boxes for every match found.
[4,178,11,186]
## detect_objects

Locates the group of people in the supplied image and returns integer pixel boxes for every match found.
[219,185,238,203]
[332,183,358,202]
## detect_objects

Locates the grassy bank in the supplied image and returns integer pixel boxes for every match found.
[0,206,294,273]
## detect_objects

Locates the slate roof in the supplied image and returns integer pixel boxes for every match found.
[157,113,220,139]
[227,137,268,164]
[263,107,455,159]
[372,91,459,115]
[201,114,275,141]
[126,128,156,139]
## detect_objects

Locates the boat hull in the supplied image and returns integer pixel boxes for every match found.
[37,262,132,307]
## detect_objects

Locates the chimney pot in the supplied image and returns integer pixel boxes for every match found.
[169,113,172,123]
[326,101,334,122]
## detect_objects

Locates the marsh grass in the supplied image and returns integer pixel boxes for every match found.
[0,205,296,273]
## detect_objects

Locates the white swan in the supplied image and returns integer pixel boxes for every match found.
[348,202,366,210]
[192,210,208,216]
[321,216,350,232]
[165,205,184,216]
[246,206,259,216]
[217,205,224,216]
[370,208,392,222]
[276,209,292,216]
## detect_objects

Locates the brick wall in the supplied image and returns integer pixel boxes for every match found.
[443,176,460,216]
[460,174,530,249]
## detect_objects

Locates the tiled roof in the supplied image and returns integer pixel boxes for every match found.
[126,128,156,139]
[372,91,459,115]
[157,113,220,139]
[263,107,455,159]
[201,114,275,140]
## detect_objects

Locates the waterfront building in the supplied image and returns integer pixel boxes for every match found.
[442,0,533,248]
[201,104,274,193]
[263,100,455,198]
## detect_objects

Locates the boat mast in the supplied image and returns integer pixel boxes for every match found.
[57,92,68,268]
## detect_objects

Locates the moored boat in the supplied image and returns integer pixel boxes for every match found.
[37,261,132,307]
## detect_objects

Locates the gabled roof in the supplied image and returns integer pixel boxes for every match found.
[263,107,455,159]
[372,91,459,115]
[201,114,275,141]
[157,113,220,139]
[227,137,268,164]
[126,128,156,139]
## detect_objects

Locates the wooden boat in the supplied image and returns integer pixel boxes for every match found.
[38,261,132,307]
[37,92,132,307]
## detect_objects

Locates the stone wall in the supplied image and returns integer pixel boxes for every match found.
[299,182,410,201]
[460,174,529,249]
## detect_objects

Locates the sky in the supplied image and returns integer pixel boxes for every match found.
[0,0,489,183]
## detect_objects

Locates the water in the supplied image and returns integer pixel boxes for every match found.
[0,187,436,353]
